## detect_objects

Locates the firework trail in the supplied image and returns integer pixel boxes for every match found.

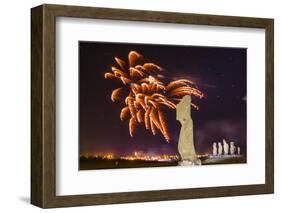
[105,51,204,142]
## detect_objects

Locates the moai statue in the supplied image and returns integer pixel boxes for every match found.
[223,139,229,155]
[212,142,218,156]
[230,142,236,155]
[218,142,223,156]
[237,146,241,155]
[176,95,201,165]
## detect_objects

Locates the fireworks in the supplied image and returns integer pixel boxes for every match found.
[105,51,204,142]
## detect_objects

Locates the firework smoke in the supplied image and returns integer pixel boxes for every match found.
[105,51,204,142]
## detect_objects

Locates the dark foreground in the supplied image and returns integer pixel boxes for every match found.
[201,155,246,165]
[80,158,178,170]
[79,156,246,170]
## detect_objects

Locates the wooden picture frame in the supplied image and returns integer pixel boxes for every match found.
[31,4,274,208]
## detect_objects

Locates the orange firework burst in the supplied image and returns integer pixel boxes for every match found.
[105,51,204,142]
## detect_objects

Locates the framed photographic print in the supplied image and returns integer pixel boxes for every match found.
[31,4,274,208]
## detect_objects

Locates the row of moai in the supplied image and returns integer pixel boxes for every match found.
[212,139,241,156]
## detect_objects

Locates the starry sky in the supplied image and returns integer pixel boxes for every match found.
[79,41,247,157]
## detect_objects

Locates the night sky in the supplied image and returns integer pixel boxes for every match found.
[79,41,246,157]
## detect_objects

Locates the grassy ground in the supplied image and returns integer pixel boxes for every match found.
[79,156,246,170]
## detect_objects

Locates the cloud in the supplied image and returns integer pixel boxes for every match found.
[146,143,178,156]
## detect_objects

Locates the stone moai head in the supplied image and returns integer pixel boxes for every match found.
[176,95,191,124]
